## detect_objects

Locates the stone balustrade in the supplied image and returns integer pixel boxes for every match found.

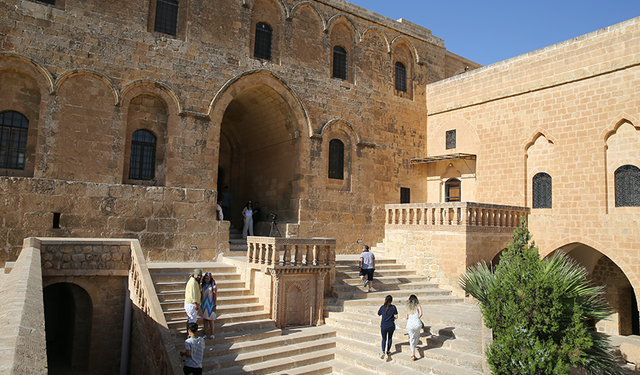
[385,202,529,230]
[246,236,336,268]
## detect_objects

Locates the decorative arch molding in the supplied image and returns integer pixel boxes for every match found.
[317,119,361,145]
[523,128,558,154]
[55,69,120,106]
[602,115,640,145]
[541,238,636,285]
[243,0,289,19]
[289,1,326,27]
[326,14,359,38]
[0,52,55,94]
[360,27,391,53]
[42,277,98,305]
[209,69,313,137]
[120,80,182,117]
[390,35,420,63]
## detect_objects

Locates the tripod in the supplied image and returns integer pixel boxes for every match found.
[269,218,282,237]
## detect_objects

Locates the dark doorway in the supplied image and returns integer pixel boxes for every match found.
[44,283,92,374]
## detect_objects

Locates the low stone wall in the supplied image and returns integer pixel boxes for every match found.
[0,177,226,266]
[0,238,46,374]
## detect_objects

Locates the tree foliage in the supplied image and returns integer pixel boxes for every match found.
[459,219,623,375]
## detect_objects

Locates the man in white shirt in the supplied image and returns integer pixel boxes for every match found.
[359,245,375,292]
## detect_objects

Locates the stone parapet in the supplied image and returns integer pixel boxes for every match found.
[0,238,47,374]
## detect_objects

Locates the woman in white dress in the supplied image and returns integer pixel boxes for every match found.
[242,201,254,238]
[405,294,423,361]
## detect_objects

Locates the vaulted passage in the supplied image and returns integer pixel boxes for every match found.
[44,283,93,374]
[557,243,639,336]
[218,84,301,229]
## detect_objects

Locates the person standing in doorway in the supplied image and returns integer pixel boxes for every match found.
[378,295,398,361]
[242,201,254,239]
[359,245,375,292]
[184,269,202,331]
[221,186,232,223]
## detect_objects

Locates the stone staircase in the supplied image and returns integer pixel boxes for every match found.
[148,261,338,375]
[324,250,486,375]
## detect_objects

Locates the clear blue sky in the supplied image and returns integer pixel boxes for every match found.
[347,0,639,66]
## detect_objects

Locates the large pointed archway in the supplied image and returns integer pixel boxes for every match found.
[552,243,639,336]
[214,73,307,229]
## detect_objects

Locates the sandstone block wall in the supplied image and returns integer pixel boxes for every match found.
[0,0,480,260]
[425,17,640,303]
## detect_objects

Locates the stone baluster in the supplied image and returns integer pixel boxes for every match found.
[294,245,303,266]
[318,245,326,266]
[283,244,291,266]
[385,208,390,224]
[453,207,460,225]
[312,245,319,266]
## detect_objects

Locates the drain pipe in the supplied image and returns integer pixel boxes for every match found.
[120,285,132,375]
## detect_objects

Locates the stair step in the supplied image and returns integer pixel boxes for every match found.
[204,348,336,375]
[168,318,276,333]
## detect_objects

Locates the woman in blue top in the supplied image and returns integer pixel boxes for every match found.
[377,295,398,361]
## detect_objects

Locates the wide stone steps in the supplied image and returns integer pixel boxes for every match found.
[148,261,337,375]
[325,255,483,374]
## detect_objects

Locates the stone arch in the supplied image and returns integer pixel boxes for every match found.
[319,119,358,192]
[390,35,419,63]
[210,70,309,224]
[325,14,359,36]
[328,18,357,83]
[391,41,414,98]
[604,118,640,211]
[543,241,639,336]
[43,282,93,372]
[250,0,286,63]
[120,80,181,116]
[360,27,390,53]
[525,132,557,209]
[55,69,119,105]
[602,114,640,145]
[289,1,325,27]
[243,0,289,18]
[524,128,558,152]
[209,70,312,137]
[0,52,55,94]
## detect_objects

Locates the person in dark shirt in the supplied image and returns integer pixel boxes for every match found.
[377,295,398,361]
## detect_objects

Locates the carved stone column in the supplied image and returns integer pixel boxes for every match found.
[315,272,326,326]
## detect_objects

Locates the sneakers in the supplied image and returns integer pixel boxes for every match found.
[368,288,372,293]
[363,279,368,288]
[210,335,215,340]
[379,352,385,359]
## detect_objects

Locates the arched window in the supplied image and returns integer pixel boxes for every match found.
[254,23,272,60]
[395,62,407,92]
[0,111,29,170]
[445,178,461,202]
[129,130,157,181]
[532,172,552,208]
[154,0,178,36]
[615,165,640,207]
[328,139,344,180]
[332,46,348,80]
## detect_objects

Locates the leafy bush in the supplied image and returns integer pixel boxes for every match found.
[459,219,623,375]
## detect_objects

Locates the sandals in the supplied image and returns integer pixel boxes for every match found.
[411,355,417,361]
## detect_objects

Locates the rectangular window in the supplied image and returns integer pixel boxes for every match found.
[446,129,456,150]
[154,0,178,36]
[400,187,410,203]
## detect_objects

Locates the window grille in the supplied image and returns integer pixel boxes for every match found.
[129,130,157,181]
[532,172,552,208]
[328,139,344,180]
[154,0,178,36]
[615,165,640,207]
[445,178,461,202]
[395,62,407,92]
[254,23,272,60]
[332,46,348,80]
[0,111,29,170]
[400,188,410,203]
[446,129,456,150]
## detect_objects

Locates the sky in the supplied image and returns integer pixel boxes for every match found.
[347,0,639,66]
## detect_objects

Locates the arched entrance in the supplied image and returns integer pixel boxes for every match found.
[553,243,639,336]
[44,283,93,374]
[218,81,303,229]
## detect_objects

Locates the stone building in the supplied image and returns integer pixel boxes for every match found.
[0,0,639,373]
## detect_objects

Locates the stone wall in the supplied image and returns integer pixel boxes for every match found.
[0,177,224,265]
[425,17,640,304]
[0,0,481,259]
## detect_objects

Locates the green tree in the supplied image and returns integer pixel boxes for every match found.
[459,219,623,375]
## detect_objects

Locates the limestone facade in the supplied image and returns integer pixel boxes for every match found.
[0,0,478,265]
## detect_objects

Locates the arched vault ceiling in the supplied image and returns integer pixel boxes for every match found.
[222,84,294,152]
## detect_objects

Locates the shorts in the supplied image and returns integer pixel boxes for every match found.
[183,365,202,375]
[362,268,374,281]
[185,303,198,323]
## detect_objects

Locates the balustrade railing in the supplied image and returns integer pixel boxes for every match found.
[246,237,336,268]
[385,202,529,229]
